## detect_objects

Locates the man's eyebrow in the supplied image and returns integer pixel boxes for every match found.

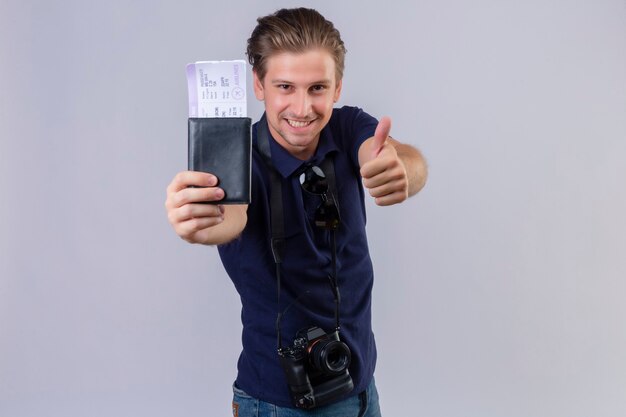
[270,79,332,85]
[311,79,332,86]
[270,79,294,84]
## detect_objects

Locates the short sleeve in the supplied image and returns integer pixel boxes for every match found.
[331,106,378,170]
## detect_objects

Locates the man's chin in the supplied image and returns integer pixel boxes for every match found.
[284,136,316,149]
[276,127,316,144]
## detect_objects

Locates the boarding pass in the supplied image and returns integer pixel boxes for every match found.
[186,60,247,118]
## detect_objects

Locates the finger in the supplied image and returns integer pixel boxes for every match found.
[170,202,224,224]
[362,162,405,189]
[374,190,407,206]
[178,216,224,237]
[167,171,218,194]
[170,186,225,208]
[360,153,387,180]
[367,179,407,199]
[361,161,386,183]
[371,116,392,158]
[360,144,401,181]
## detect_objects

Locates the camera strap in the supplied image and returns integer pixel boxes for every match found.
[255,116,341,352]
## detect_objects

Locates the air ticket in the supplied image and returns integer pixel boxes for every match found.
[186,60,247,118]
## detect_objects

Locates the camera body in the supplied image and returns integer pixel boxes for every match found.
[279,326,354,409]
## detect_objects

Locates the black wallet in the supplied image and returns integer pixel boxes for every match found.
[188,117,252,204]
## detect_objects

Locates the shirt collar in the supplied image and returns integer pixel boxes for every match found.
[258,113,339,178]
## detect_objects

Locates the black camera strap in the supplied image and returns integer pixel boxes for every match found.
[255,118,342,352]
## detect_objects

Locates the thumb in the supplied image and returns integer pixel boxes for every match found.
[371,116,392,158]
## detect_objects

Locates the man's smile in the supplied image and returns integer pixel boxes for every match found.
[286,119,315,128]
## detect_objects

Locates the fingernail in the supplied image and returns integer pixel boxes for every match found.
[208,175,217,186]
[218,205,225,214]
[215,188,224,199]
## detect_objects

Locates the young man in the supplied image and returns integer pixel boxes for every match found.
[165,8,427,416]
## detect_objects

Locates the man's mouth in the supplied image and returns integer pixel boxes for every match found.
[286,119,314,128]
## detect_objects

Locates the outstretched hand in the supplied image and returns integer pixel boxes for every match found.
[165,171,226,243]
[165,171,248,246]
[359,117,409,206]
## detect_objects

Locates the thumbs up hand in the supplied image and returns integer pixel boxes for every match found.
[359,116,409,206]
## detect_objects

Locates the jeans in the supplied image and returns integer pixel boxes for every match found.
[232,379,382,417]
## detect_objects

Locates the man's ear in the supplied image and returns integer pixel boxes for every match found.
[333,78,343,103]
[253,70,265,101]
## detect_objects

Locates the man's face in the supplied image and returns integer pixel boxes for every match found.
[253,49,342,160]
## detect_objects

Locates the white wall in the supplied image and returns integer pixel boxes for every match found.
[1,1,625,416]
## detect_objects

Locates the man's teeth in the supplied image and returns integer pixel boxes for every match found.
[287,119,312,128]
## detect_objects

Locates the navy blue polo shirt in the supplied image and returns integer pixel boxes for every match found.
[218,106,379,408]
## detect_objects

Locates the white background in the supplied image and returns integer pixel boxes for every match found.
[1,1,625,416]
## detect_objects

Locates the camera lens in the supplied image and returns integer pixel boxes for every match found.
[310,340,351,374]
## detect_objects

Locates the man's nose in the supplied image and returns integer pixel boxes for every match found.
[292,90,311,118]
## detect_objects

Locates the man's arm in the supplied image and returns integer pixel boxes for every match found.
[358,116,428,206]
[165,171,248,245]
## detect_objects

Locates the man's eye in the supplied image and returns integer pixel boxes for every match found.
[278,84,291,90]
[311,85,326,92]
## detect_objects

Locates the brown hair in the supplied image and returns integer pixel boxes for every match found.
[246,8,346,82]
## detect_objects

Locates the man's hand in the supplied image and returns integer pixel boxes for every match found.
[359,117,411,206]
[165,171,247,245]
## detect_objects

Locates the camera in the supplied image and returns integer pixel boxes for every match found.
[279,326,354,409]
